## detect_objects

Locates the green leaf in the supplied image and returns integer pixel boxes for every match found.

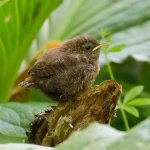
[107,21,150,63]
[44,0,150,65]
[56,122,124,150]
[0,0,9,7]
[108,44,126,53]
[49,0,150,40]
[0,102,50,138]
[127,98,150,106]
[124,106,139,117]
[0,134,24,144]
[106,37,111,43]
[0,107,25,137]
[0,0,62,103]
[56,118,150,150]
[109,117,150,150]
[100,28,110,37]
[123,86,144,104]
[0,143,54,150]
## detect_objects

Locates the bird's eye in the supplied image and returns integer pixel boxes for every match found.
[84,44,91,51]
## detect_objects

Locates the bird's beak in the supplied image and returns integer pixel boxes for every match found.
[93,43,109,51]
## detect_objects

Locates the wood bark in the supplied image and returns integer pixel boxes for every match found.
[27,80,121,147]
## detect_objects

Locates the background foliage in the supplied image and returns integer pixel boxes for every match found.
[0,0,62,102]
[0,0,150,149]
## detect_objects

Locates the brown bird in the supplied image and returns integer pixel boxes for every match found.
[19,35,107,101]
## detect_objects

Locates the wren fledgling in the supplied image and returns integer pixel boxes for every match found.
[19,35,107,101]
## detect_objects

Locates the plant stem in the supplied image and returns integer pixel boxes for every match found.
[118,100,130,130]
[120,108,130,130]
[104,51,130,130]
[104,54,115,80]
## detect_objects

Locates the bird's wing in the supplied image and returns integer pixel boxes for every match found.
[28,61,52,77]
[28,54,84,78]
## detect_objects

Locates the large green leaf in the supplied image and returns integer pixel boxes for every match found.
[49,0,150,39]
[0,118,150,149]
[56,122,124,150]
[56,118,150,150]
[109,118,150,150]
[0,143,54,150]
[0,0,62,103]
[108,20,150,63]
[41,0,150,64]
[0,106,25,137]
[0,102,50,139]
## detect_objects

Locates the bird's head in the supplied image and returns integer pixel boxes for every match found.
[63,35,108,61]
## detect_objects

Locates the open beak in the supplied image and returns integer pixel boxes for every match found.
[93,42,109,51]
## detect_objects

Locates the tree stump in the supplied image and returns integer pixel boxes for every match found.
[27,80,122,147]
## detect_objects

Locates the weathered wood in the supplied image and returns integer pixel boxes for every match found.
[27,80,121,147]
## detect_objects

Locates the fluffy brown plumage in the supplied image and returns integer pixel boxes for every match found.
[19,35,102,101]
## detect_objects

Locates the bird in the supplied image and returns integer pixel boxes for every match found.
[19,35,108,101]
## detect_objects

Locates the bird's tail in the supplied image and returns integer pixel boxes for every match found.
[19,77,35,88]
